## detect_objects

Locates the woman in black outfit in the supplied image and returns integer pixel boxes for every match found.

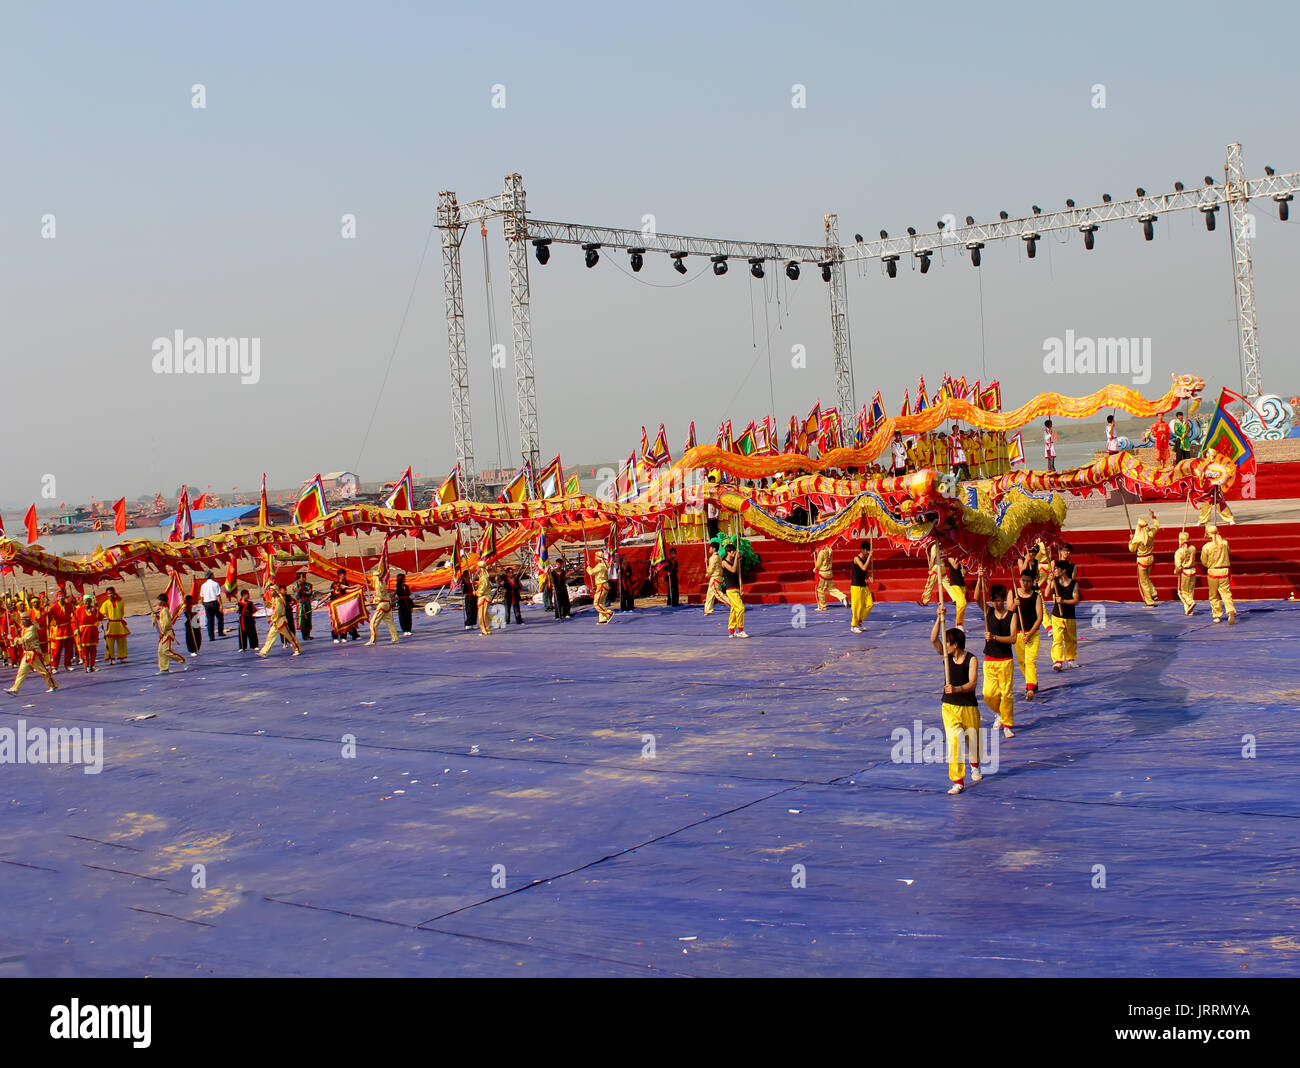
[395,575,414,635]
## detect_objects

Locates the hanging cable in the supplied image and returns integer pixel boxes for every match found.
[354,223,436,472]
[481,224,508,471]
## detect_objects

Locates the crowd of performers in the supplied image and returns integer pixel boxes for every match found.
[1,509,1243,803]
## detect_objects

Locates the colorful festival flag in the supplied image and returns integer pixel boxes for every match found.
[169,486,193,542]
[564,474,581,496]
[438,466,460,505]
[223,558,239,597]
[498,463,532,504]
[1200,389,1256,475]
[258,473,268,527]
[24,504,38,544]
[294,474,329,525]
[915,377,929,414]
[538,456,565,499]
[645,425,672,468]
[734,422,758,456]
[164,572,185,617]
[649,523,668,574]
[899,391,911,418]
[869,391,885,429]
[384,467,414,510]
[477,523,497,561]
[534,533,550,588]
[616,454,640,502]
[1007,432,1025,466]
[112,497,127,535]
[784,415,799,452]
[818,408,842,452]
[684,421,698,453]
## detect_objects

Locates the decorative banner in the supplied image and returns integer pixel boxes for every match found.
[328,590,367,632]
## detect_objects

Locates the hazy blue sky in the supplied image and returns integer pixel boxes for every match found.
[2,0,1296,509]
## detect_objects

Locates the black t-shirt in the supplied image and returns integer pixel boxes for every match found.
[1015,591,1040,631]
[940,653,978,706]
[984,607,1014,660]
[946,562,964,587]
[1057,560,1076,580]
[850,556,870,587]
[1054,577,1078,619]
[721,559,740,591]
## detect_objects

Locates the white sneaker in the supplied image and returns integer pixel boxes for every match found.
[970,767,983,783]
[947,783,965,795]
[1003,726,1015,739]
[851,626,862,634]
[736,631,749,639]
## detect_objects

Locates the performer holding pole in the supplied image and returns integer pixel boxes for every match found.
[257,586,302,658]
[152,594,188,674]
[813,542,848,611]
[1128,510,1160,607]
[4,611,58,695]
[1173,531,1198,616]
[978,581,1020,739]
[1011,565,1044,703]
[721,538,747,638]
[1200,523,1237,625]
[929,598,982,796]
[849,540,874,634]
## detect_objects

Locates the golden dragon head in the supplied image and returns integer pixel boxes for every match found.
[1171,372,1206,400]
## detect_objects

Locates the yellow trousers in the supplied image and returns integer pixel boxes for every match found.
[369,606,399,643]
[478,598,493,635]
[921,570,937,603]
[943,582,967,626]
[703,578,722,615]
[1051,617,1077,664]
[940,701,982,783]
[1177,570,1197,613]
[850,586,873,627]
[259,622,301,656]
[726,588,745,632]
[1136,555,1157,605]
[1198,501,1236,525]
[983,658,1015,727]
[156,635,185,672]
[815,574,847,610]
[593,582,613,622]
[1014,629,1041,692]
[105,634,127,661]
[10,653,55,693]
[1207,573,1235,620]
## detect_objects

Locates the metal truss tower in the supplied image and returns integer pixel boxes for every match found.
[503,173,540,475]
[1225,143,1261,399]
[823,213,855,417]
[435,191,476,498]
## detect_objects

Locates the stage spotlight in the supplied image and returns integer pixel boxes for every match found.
[999,211,1009,220]
[1266,166,1276,176]
[1080,223,1098,250]
[1066,198,1075,208]
[818,260,833,282]
[1204,176,1214,185]
[671,252,688,274]
[965,215,975,226]
[1102,194,1112,204]
[883,254,899,278]
[1032,205,1042,215]
[1276,193,1293,221]
[855,233,864,243]
[936,220,946,230]
[1202,204,1218,231]
[967,241,983,267]
[582,243,601,268]
[749,258,765,279]
[785,260,800,280]
[907,227,916,237]
[880,230,888,240]
[1136,187,1146,197]
[711,255,728,276]
[1174,181,1184,192]
[628,247,645,272]
[917,250,932,273]
[1023,233,1039,258]
[532,238,551,265]
[1140,214,1156,241]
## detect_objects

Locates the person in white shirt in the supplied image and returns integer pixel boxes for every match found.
[1106,415,1119,456]
[889,432,908,477]
[199,571,227,639]
[1043,419,1058,472]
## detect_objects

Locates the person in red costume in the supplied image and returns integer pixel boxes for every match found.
[1151,414,1172,466]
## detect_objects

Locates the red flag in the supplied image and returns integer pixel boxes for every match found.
[189,574,204,605]
[24,505,38,544]
[192,493,208,510]
[223,558,239,597]
[165,573,184,617]
[113,497,127,535]
[0,510,5,537]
